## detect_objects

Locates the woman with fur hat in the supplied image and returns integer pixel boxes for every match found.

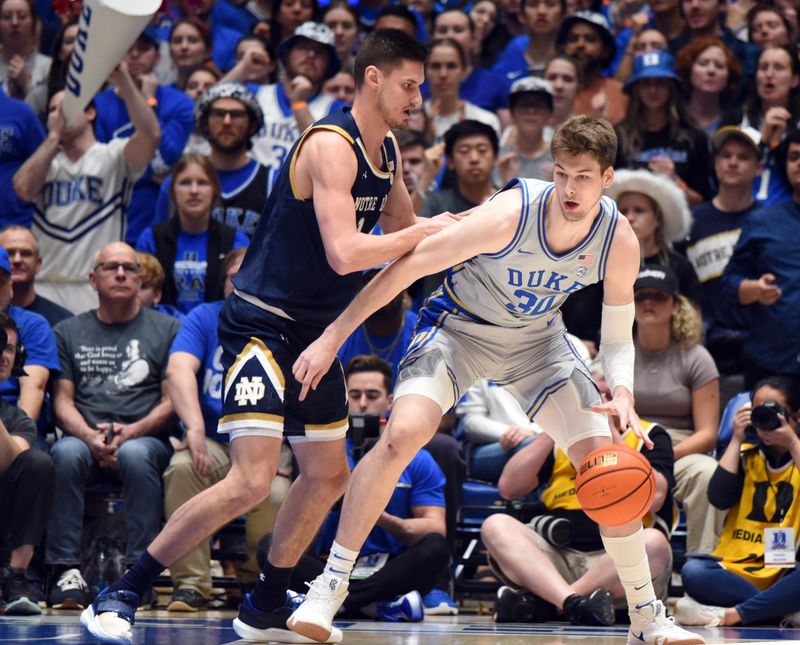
[606,168,703,306]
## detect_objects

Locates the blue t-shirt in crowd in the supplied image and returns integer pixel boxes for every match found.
[169,300,225,440]
[136,227,249,314]
[338,310,418,383]
[0,304,60,402]
[0,93,46,227]
[94,85,195,244]
[317,445,445,556]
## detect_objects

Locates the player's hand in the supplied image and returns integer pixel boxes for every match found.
[755,273,782,305]
[731,404,751,443]
[288,75,314,103]
[592,388,652,448]
[293,331,341,401]
[421,210,462,236]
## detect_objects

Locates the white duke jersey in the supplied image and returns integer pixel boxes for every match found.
[445,178,620,327]
[33,139,141,313]
[251,84,339,174]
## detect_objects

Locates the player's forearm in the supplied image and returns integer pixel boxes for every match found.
[13,134,59,201]
[331,224,429,275]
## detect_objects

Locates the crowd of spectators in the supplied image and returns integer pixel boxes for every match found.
[0,0,799,630]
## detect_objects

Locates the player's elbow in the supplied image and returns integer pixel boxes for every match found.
[326,248,357,276]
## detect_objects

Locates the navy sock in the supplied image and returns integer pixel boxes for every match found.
[250,560,293,612]
[107,550,165,598]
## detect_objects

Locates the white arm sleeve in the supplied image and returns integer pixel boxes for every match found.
[598,302,635,395]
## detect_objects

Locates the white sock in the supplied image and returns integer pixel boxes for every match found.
[601,527,656,611]
[324,540,359,582]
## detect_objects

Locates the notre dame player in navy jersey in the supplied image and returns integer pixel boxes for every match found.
[81,29,460,645]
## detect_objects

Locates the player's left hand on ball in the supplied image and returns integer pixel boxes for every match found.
[592,389,651,449]
[293,334,338,401]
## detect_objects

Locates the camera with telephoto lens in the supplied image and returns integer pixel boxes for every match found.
[749,400,789,432]
[529,514,574,547]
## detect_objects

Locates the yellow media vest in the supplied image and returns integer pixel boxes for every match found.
[713,444,800,590]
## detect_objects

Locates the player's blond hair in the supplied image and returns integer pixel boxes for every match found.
[551,115,617,171]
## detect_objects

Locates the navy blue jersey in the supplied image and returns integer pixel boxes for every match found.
[234,108,397,327]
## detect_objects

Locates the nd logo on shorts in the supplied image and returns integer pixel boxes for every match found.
[219,338,285,437]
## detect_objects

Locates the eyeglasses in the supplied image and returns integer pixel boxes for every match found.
[94,262,141,276]
[208,108,249,122]
[634,290,672,304]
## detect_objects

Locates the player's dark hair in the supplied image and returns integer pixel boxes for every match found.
[346,355,394,392]
[752,376,800,414]
[444,119,499,157]
[354,28,427,89]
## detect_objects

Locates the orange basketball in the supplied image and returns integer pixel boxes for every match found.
[575,444,655,526]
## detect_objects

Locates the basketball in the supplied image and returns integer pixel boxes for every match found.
[575,444,655,526]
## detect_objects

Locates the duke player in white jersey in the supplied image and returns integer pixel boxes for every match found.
[290,116,705,645]
[13,63,160,314]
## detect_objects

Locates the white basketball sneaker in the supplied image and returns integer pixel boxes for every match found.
[629,599,706,644]
[674,595,726,627]
[287,573,349,643]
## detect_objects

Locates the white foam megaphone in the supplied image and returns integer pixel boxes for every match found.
[62,0,162,125]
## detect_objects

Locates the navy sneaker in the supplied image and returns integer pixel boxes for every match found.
[375,590,424,622]
[80,588,140,645]
[233,592,344,643]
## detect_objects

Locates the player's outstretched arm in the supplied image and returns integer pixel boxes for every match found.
[293,188,523,400]
[590,218,652,447]
[300,132,460,275]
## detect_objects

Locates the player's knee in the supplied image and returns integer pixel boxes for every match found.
[227,464,276,509]
[382,423,428,462]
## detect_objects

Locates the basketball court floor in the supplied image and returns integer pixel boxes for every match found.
[2,611,799,644]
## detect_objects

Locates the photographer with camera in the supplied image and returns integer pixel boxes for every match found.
[481,418,675,625]
[675,376,800,628]
[268,355,451,622]
[0,313,55,615]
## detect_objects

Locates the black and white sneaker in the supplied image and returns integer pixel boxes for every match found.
[49,568,89,609]
[4,570,42,615]
[234,593,343,643]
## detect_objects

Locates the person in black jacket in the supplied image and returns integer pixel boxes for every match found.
[135,154,249,315]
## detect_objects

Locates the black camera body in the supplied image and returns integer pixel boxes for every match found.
[750,400,788,432]
[348,413,382,449]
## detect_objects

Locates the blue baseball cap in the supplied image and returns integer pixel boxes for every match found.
[624,51,681,92]
[0,248,10,275]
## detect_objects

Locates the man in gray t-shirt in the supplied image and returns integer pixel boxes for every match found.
[45,243,180,610]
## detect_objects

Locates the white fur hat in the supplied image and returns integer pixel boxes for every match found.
[605,169,693,244]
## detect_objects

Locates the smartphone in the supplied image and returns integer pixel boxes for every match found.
[104,423,115,445]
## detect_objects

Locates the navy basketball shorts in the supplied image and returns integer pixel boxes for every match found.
[216,294,348,443]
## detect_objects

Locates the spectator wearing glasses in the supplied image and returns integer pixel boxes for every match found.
[45,242,181,610]
[155,83,273,238]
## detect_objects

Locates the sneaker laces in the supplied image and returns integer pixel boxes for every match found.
[57,569,87,592]
[301,575,343,613]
